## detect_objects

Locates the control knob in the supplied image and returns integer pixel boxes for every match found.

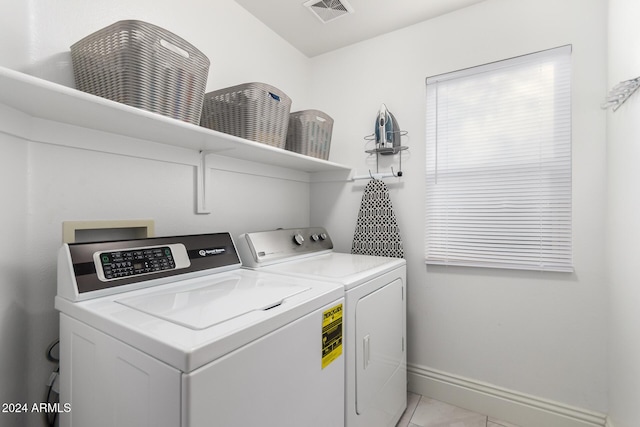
[293,233,305,246]
[319,233,328,240]
[311,234,319,242]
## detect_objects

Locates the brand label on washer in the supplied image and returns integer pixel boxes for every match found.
[322,304,343,369]
[198,248,226,257]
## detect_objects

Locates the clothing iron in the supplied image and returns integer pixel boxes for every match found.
[375,104,401,153]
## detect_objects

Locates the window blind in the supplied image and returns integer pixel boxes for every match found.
[425,45,572,272]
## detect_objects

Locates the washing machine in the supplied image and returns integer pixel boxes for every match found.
[55,232,345,427]
[236,227,407,427]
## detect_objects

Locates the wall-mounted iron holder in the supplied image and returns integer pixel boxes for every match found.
[352,131,408,181]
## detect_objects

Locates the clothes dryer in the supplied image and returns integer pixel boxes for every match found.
[55,232,345,427]
[237,227,407,427]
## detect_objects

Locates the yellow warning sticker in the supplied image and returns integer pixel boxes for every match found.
[322,303,343,369]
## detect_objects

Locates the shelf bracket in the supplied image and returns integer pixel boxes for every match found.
[196,151,212,215]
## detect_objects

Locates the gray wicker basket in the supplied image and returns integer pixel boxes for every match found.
[200,83,292,148]
[70,20,210,125]
[285,110,334,160]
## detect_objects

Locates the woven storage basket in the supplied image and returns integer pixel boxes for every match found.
[200,83,292,148]
[70,20,210,124]
[285,110,334,160]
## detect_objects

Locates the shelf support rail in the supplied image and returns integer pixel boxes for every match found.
[351,168,402,181]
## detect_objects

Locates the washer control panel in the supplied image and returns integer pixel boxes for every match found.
[58,233,242,301]
[94,244,190,282]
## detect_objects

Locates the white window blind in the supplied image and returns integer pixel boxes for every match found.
[425,45,572,272]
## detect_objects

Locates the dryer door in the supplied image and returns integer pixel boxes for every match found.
[355,278,405,419]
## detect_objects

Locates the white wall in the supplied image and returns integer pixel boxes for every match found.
[0,1,312,426]
[606,1,640,426]
[0,0,618,425]
[0,131,28,427]
[0,0,28,69]
[309,0,609,414]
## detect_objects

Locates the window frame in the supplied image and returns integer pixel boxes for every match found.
[424,45,573,272]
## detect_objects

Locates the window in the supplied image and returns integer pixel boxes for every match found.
[425,46,572,272]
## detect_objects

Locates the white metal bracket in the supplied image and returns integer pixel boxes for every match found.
[196,151,212,214]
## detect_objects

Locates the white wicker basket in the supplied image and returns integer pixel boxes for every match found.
[200,83,291,148]
[70,20,210,124]
[285,110,334,160]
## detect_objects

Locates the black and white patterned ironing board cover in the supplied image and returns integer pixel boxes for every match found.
[351,179,404,258]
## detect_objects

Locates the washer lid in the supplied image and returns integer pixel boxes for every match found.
[116,276,310,330]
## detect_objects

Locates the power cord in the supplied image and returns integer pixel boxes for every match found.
[45,339,59,363]
[44,339,60,427]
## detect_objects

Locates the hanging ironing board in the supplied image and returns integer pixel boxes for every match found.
[351,179,404,258]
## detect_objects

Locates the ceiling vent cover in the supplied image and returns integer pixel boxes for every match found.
[303,0,354,23]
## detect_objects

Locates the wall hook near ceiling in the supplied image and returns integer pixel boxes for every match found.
[602,76,640,111]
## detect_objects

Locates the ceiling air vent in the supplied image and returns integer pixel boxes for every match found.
[303,0,354,24]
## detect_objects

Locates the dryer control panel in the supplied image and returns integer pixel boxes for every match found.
[237,227,333,267]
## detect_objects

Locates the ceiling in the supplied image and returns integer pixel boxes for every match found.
[234,0,487,57]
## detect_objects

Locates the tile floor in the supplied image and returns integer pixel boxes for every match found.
[396,393,521,427]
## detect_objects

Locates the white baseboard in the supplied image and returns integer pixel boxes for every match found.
[407,363,607,427]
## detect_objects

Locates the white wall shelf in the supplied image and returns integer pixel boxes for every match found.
[0,66,351,175]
